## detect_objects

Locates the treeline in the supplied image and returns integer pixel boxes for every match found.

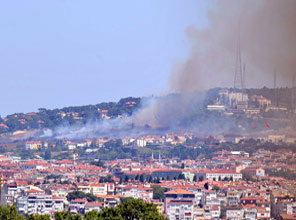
[0,199,167,220]
[0,97,141,133]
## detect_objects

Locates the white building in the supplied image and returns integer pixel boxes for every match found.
[226,206,244,220]
[69,199,87,214]
[167,200,194,220]
[17,194,64,215]
[84,202,103,213]
[136,139,147,147]
[90,183,115,196]
[207,105,226,111]
[165,189,195,220]
[25,141,42,150]
[198,170,242,181]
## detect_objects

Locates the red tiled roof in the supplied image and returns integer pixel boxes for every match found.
[165,188,194,195]
[86,202,103,207]
[71,199,87,203]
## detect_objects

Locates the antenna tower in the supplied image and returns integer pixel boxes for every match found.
[243,63,246,89]
[274,69,278,106]
[234,27,244,92]
[292,74,295,110]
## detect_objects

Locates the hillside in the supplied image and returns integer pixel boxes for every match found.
[0,97,141,134]
[0,87,295,136]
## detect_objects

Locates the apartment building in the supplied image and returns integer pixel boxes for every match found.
[17,194,63,215]
[165,189,195,220]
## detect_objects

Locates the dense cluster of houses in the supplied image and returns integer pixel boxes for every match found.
[23,131,296,152]
[0,145,294,220]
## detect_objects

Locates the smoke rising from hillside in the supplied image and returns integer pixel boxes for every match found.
[171,0,296,92]
[39,0,296,139]
[40,92,244,140]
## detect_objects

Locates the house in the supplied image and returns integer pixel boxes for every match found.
[196,169,242,181]
[54,160,74,167]
[25,141,42,150]
[243,205,257,220]
[136,138,147,147]
[224,134,244,144]
[251,95,271,110]
[100,110,110,119]
[69,199,87,214]
[17,194,64,215]
[90,183,115,196]
[226,206,244,220]
[120,185,152,201]
[21,161,48,170]
[84,202,104,213]
[280,214,296,220]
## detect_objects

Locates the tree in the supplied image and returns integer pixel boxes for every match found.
[99,175,113,183]
[220,201,227,219]
[97,207,123,220]
[28,214,51,220]
[54,211,82,220]
[84,210,99,220]
[242,171,255,182]
[148,176,152,183]
[193,174,198,182]
[67,191,85,201]
[120,197,133,204]
[66,191,98,202]
[212,185,220,192]
[98,198,168,220]
[152,185,165,200]
[86,193,98,202]
[181,163,185,169]
[124,175,129,182]
[0,206,26,220]
[90,159,104,168]
[44,150,51,160]
[178,173,185,180]
[204,182,209,190]
[139,174,144,183]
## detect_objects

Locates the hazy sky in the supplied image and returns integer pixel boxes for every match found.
[0,0,209,116]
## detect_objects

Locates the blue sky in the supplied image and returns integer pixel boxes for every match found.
[0,0,209,116]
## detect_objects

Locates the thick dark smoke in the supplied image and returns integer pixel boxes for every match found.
[171,0,296,92]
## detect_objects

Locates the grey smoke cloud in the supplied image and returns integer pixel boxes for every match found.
[170,0,296,92]
[40,0,296,140]
[40,92,240,139]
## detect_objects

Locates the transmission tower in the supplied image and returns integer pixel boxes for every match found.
[292,74,295,111]
[234,29,244,91]
[243,63,246,89]
[274,69,278,107]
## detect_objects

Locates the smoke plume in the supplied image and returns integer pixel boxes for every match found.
[40,0,296,140]
[171,0,296,92]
